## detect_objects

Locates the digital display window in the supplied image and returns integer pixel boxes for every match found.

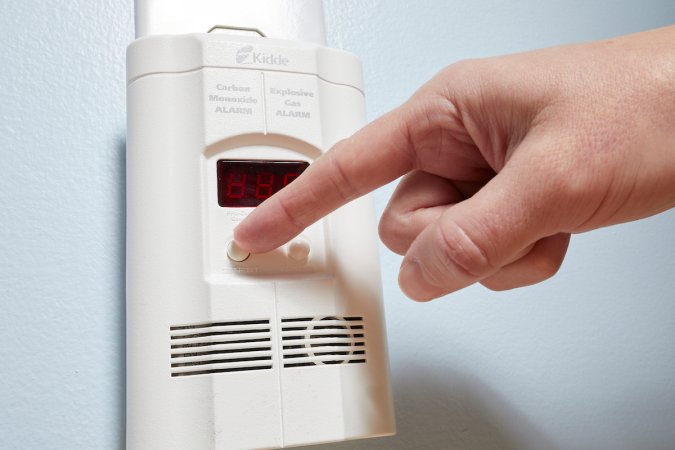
[217,159,309,207]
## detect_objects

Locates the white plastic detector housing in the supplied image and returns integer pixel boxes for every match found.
[126,22,396,450]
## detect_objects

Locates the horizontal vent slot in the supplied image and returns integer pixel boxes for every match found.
[281,316,367,368]
[171,365,272,377]
[171,319,272,377]
[170,319,269,330]
[171,355,272,368]
[171,324,271,339]
[171,335,271,349]
[172,346,271,358]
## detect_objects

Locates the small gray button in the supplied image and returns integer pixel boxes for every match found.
[226,240,250,262]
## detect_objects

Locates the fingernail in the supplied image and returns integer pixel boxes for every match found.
[398,260,445,302]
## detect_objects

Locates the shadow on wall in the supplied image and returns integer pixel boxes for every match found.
[116,137,127,449]
[313,363,558,450]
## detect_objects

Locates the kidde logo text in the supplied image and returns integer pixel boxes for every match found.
[236,46,289,66]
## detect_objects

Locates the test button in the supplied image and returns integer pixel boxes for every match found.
[226,240,250,262]
[287,237,310,261]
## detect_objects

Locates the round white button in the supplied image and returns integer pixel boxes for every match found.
[287,238,310,261]
[226,240,250,262]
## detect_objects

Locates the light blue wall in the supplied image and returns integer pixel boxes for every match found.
[1,1,673,449]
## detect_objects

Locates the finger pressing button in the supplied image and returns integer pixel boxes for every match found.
[227,240,250,262]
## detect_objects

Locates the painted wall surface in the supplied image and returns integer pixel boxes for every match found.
[1,1,673,449]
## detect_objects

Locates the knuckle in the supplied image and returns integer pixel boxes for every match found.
[325,149,358,203]
[531,252,564,281]
[275,195,308,234]
[479,243,567,292]
[436,58,489,94]
[438,59,478,82]
[378,211,411,255]
[433,221,495,280]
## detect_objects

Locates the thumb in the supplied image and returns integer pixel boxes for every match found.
[398,159,560,300]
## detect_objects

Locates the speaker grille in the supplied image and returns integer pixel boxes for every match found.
[170,319,272,377]
[281,316,367,368]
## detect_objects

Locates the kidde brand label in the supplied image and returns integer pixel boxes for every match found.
[235,46,289,66]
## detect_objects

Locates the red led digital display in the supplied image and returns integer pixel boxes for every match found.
[217,160,309,207]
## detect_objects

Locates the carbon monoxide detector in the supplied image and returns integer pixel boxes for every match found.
[126,2,395,448]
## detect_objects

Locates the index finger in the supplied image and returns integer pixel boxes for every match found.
[234,106,416,253]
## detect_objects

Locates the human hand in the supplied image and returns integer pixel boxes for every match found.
[234,26,675,301]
